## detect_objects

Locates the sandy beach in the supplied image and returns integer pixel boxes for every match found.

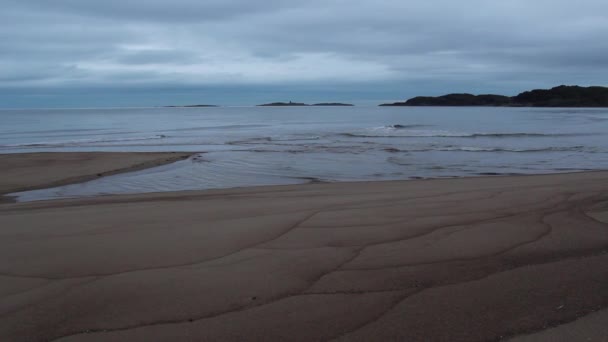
[1,152,608,341]
[0,152,192,197]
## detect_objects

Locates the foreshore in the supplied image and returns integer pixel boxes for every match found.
[0,152,193,202]
[1,152,607,341]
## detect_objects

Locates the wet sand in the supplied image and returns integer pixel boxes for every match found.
[0,153,607,341]
[0,152,192,197]
[0,152,192,195]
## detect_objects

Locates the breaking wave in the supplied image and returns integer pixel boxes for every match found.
[227,136,321,145]
[384,145,594,153]
[339,130,594,138]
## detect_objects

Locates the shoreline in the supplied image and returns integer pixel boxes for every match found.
[0,152,608,205]
[0,152,194,203]
[0,156,607,340]
[5,167,608,211]
[1,151,605,204]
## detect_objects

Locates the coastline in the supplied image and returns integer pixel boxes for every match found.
[0,152,193,202]
[0,153,607,341]
[3,151,605,204]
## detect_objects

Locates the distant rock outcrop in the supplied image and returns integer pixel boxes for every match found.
[312,103,354,106]
[380,85,608,107]
[165,104,218,108]
[513,85,608,107]
[382,94,512,107]
[257,101,308,106]
[257,101,354,107]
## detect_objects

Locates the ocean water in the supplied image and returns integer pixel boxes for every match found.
[2,106,608,201]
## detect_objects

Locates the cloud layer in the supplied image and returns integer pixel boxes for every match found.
[1,0,607,106]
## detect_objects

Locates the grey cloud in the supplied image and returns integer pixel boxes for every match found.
[0,0,607,106]
[113,50,204,65]
[7,0,298,22]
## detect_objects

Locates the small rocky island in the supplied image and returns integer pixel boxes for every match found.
[164,104,218,108]
[258,101,308,106]
[312,103,354,106]
[380,85,608,107]
[258,101,353,106]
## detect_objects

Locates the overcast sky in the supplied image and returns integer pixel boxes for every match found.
[1,0,607,107]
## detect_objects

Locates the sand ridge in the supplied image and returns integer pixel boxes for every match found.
[0,152,193,197]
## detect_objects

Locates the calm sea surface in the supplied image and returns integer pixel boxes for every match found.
[2,106,608,201]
